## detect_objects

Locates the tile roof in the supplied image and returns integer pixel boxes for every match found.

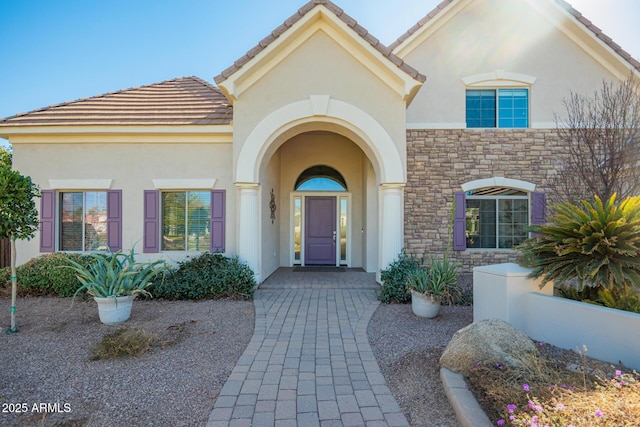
[213,0,426,85]
[556,0,640,72]
[0,76,232,127]
[389,0,640,73]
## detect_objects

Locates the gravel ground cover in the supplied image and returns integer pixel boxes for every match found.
[1,295,473,427]
[367,303,473,427]
[0,297,254,427]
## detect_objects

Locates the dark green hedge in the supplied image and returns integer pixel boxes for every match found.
[0,253,96,297]
[149,252,255,300]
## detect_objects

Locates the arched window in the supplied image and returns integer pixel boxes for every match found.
[294,165,347,191]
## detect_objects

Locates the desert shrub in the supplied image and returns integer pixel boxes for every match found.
[519,194,640,292]
[378,251,421,304]
[0,253,97,297]
[557,282,640,314]
[92,326,156,360]
[150,252,255,300]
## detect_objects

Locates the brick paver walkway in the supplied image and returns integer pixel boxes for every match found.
[206,269,408,427]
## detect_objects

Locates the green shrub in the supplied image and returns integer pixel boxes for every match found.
[378,251,421,304]
[150,252,255,300]
[0,253,97,297]
[519,194,640,291]
[556,282,640,314]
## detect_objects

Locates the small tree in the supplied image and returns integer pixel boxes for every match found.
[0,166,40,333]
[549,74,640,204]
[0,145,11,167]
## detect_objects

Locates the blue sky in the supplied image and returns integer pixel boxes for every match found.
[0,0,638,147]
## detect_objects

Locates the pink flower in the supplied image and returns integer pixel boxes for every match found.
[523,383,530,392]
[497,420,505,426]
[507,404,517,414]
[616,370,622,377]
[595,409,604,418]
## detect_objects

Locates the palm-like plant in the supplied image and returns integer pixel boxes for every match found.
[519,194,640,290]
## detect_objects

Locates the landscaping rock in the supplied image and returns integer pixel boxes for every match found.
[439,318,536,376]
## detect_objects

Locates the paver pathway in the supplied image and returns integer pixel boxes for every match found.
[206,270,409,427]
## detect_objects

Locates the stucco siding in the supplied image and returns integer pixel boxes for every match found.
[12,141,235,265]
[402,0,620,127]
[232,30,408,169]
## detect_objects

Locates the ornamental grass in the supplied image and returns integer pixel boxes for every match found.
[466,344,640,426]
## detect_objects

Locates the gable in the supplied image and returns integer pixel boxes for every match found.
[390,0,640,127]
[215,1,424,104]
[392,0,639,78]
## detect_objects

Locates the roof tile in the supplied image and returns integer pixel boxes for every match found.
[0,76,232,127]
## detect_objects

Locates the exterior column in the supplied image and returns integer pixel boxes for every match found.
[379,183,404,282]
[237,183,261,283]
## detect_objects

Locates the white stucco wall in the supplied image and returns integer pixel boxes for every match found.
[231,30,408,178]
[400,0,623,128]
[12,140,235,265]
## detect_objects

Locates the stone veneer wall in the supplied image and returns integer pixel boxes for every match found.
[404,129,567,275]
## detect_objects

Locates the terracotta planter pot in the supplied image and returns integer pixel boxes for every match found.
[411,290,441,318]
[94,295,136,325]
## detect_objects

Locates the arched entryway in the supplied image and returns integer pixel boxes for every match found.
[234,97,405,283]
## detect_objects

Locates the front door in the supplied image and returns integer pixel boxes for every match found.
[305,196,336,265]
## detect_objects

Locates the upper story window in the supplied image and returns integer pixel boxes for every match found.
[462,70,536,129]
[60,191,108,251]
[466,88,529,128]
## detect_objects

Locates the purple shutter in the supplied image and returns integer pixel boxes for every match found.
[452,192,467,251]
[531,192,546,225]
[106,190,122,251]
[143,190,160,253]
[40,190,56,253]
[210,190,226,252]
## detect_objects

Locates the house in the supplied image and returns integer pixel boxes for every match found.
[1,0,638,283]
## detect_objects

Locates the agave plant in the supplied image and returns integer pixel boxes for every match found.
[519,194,640,290]
[405,255,461,306]
[65,246,170,300]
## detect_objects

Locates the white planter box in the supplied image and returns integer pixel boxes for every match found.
[525,293,640,371]
[473,263,551,330]
[473,262,640,371]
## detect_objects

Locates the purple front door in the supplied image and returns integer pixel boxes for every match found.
[305,196,336,265]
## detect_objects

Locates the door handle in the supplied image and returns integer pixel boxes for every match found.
[333,230,337,242]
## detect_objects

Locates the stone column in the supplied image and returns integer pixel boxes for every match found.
[237,183,261,283]
[379,183,404,281]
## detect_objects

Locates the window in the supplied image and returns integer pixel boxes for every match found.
[162,191,211,251]
[465,188,529,249]
[59,192,108,251]
[466,88,528,128]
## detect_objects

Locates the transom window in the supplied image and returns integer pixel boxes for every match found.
[465,187,529,249]
[466,88,529,128]
[295,165,347,191]
[162,191,211,251]
[59,191,107,251]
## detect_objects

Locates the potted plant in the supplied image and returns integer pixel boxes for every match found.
[66,246,169,325]
[406,255,461,318]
